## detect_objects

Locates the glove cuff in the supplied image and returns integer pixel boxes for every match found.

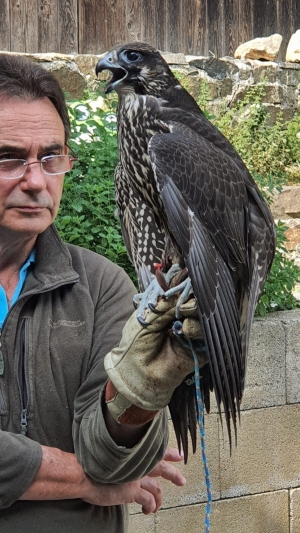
[105,380,159,425]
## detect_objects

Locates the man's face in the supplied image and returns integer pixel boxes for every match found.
[0,96,67,240]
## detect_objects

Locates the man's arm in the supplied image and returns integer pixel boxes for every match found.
[20,445,186,515]
[102,400,152,448]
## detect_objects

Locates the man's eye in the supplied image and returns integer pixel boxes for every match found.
[40,154,58,161]
[0,154,16,160]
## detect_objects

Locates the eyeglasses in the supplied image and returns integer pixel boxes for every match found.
[0,154,78,180]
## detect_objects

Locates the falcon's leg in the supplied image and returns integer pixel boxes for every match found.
[133,263,182,322]
[134,264,192,324]
[164,277,193,318]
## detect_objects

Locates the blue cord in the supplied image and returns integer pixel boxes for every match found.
[191,341,212,532]
[173,321,212,532]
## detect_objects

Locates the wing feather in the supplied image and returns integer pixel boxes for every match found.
[158,174,243,443]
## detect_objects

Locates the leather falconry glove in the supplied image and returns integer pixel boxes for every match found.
[104,295,207,425]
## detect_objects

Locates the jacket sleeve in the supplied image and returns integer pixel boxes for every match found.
[72,260,169,483]
[0,432,42,509]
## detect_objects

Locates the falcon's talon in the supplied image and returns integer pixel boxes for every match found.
[164,277,193,318]
[133,293,143,306]
[136,315,150,327]
[148,302,163,314]
[135,277,166,321]
[132,298,139,310]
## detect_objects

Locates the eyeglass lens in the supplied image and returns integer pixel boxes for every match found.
[0,155,75,179]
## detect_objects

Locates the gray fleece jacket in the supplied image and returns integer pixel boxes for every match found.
[0,225,168,532]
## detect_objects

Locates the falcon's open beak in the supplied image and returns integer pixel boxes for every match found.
[96,53,128,94]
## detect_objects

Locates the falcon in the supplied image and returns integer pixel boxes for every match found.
[96,42,275,460]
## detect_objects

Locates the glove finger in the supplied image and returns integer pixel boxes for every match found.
[182,317,203,339]
[178,297,198,318]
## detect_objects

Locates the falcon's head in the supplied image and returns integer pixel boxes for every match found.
[96,42,176,97]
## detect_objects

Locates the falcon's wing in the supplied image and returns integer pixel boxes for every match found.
[114,162,165,290]
[149,126,270,443]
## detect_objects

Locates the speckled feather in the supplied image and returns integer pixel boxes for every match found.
[96,43,276,459]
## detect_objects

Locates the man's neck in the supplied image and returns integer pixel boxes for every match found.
[0,234,37,301]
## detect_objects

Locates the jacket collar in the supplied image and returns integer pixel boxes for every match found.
[23,225,79,294]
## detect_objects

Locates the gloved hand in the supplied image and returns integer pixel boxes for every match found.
[104,295,207,425]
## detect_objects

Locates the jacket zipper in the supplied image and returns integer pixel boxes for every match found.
[0,270,79,377]
[16,318,30,436]
[0,330,3,376]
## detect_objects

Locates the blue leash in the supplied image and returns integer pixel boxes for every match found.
[173,321,212,532]
[191,342,212,532]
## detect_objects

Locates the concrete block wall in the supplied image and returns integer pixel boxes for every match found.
[129,309,300,533]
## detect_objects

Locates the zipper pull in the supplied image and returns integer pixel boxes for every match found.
[20,409,28,435]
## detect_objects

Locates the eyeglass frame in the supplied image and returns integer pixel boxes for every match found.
[0,145,78,181]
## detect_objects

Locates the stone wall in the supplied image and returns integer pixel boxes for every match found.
[1,50,299,123]
[130,310,300,533]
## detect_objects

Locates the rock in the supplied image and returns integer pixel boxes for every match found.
[271,187,300,219]
[253,63,278,83]
[286,30,300,62]
[229,83,255,106]
[41,61,87,98]
[219,78,233,97]
[182,74,219,101]
[74,54,105,78]
[161,52,187,65]
[189,57,238,79]
[262,104,295,126]
[234,34,283,61]
[284,220,300,251]
[278,64,300,86]
[0,51,72,63]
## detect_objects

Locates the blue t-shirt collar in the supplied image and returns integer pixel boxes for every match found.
[0,249,36,328]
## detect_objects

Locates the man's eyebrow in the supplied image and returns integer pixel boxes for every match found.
[0,143,65,157]
[39,143,65,154]
[0,145,28,157]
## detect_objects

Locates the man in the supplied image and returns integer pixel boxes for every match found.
[0,54,196,532]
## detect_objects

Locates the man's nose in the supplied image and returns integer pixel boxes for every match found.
[19,161,47,191]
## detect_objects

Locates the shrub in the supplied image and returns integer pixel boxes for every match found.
[285,113,300,163]
[213,84,293,179]
[55,91,136,283]
[256,221,300,315]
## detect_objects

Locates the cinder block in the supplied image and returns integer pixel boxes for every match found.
[129,512,155,533]
[285,311,300,403]
[241,315,286,410]
[156,490,289,533]
[291,488,300,533]
[202,313,287,417]
[220,405,300,497]
[130,414,220,518]
[160,416,220,508]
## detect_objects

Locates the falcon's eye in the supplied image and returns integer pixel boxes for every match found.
[124,50,141,62]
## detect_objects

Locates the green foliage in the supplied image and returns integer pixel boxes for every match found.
[213,83,293,178]
[256,222,300,315]
[55,91,136,283]
[55,84,300,314]
[285,113,300,162]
